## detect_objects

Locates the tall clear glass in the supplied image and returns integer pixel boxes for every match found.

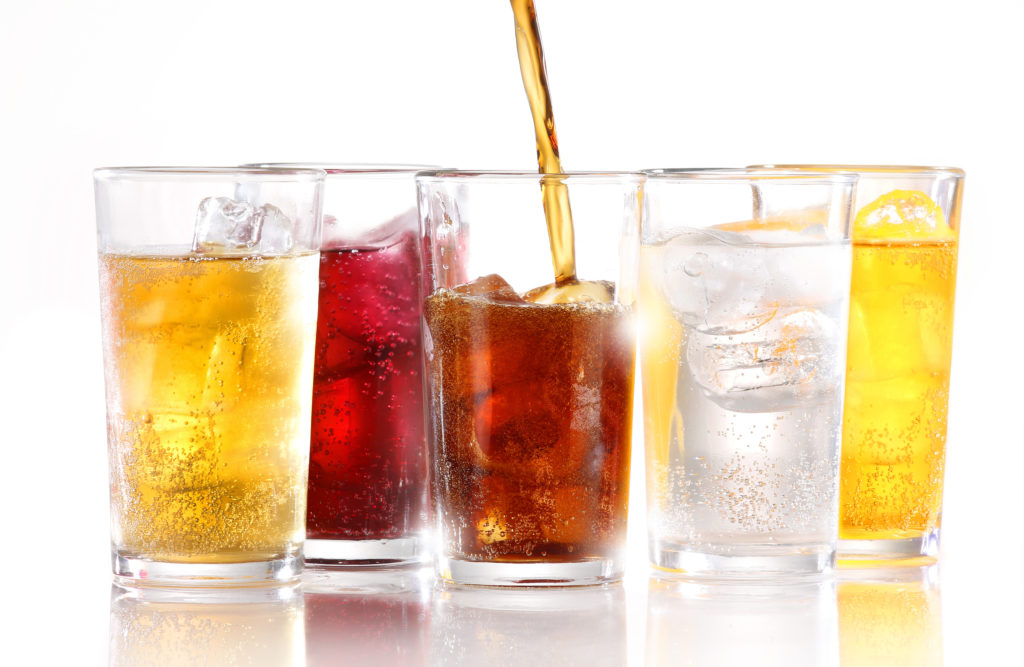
[640,169,855,577]
[249,164,434,566]
[418,171,642,586]
[95,167,324,586]
[755,165,964,561]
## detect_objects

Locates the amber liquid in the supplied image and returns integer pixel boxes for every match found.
[840,240,957,540]
[100,252,318,562]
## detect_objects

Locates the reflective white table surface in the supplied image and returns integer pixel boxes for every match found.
[11,549,1021,666]
[104,565,946,667]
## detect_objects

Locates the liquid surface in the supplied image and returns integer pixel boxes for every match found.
[425,274,635,562]
[100,252,318,561]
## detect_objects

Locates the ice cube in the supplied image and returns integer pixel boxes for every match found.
[256,203,294,254]
[522,279,615,304]
[451,274,525,303]
[193,196,261,252]
[686,306,841,412]
[478,386,563,469]
[658,231,774,334]
[193,197,295,254]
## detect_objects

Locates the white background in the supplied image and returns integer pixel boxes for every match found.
[2,0,1022,664]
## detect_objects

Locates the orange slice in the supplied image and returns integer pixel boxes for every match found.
[854,190,953,241]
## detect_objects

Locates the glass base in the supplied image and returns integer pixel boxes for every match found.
[111,579,301,603]
[113,552,301,588]
[437,555,622,587]
[838,528,939,562]
[649,538,834,579]
[304,536,426,567]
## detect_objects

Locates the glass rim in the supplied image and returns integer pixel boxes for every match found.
[749,164,965,179]
[644,168,856,184]
[93,166,326,182]
[416,169,644,184]
[244,162,441,176]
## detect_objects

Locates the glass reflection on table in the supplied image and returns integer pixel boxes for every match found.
[646,575,839,666]
[303,566,431,666]
[430,582,627,666]
[837,564,942,666]
[108,583,304,666]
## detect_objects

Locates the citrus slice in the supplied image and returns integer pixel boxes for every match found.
[854,190,953,241]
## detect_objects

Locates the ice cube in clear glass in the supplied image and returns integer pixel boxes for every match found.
[193,196,261,252]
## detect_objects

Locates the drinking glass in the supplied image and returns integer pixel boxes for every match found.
[640,168,856,577]
[417,171,642,586]
[755,165,964,561]
[249,164,434,566]
[95,167,324,586]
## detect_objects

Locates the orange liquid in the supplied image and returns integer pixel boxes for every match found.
[839,240,957,540]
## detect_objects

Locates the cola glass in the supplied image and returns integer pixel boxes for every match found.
[418,171,642,586]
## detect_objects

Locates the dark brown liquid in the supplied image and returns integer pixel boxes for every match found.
[425,275,634,562]
[510,0,612,304]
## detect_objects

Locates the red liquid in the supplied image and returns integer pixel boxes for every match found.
[307,229,427,541]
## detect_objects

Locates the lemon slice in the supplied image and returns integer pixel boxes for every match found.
[854,190,953,241]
